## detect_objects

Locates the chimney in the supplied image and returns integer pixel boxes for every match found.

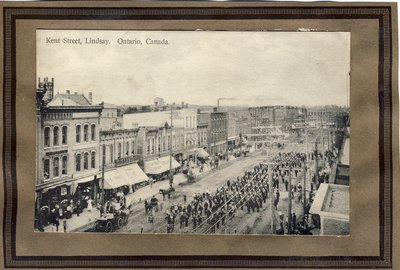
[66,90,70,95]
[74,92,77,95]
[181,101,184,108]
[186,103,189,108]
[213,107,218,112]
[88,92,93,104]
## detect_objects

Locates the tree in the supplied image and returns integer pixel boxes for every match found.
[124,107,139,114]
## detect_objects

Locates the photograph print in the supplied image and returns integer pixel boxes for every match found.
[35,30,350,235]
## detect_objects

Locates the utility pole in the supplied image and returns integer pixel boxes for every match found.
[268,162,275,234]
[287,166,292,234]
[169,103,174,187]
[101,144,105,215]
[303,164,307,220]
[303,114,308,221]
[314,139,319,188]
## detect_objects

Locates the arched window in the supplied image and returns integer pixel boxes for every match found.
[76,125,81,143]
[91,151,96,168]
[118,143,122,159]
[62,156,68,175]
[91,124,96,141]
[53,126,59,146]
[84,152,89,170]
[75,154,81,172]
[83,125,89,142]
[62,126,67,145]
[43,159,50,179]
[53,157,59,177]
[44,127,50,147]
[110,145,114,163]
[126,142,129,156]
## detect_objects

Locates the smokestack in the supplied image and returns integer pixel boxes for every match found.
[66,90,70,95]
[88,92,93,104]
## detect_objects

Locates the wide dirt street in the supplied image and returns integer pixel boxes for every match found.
[117,142,311,234]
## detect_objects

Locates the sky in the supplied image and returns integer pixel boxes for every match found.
[37,30,350,107]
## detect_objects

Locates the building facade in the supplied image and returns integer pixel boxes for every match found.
[197,112,210,149]
[123,108,198,162]
[100,128,140,169]
[208,109,228,156]
[227,112,239,150]
[100,102,121,131]
[306,106,348,128]
[35,83,103,227]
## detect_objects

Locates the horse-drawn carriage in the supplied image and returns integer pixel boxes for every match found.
[159,187,175,197]
[95,208,129,232]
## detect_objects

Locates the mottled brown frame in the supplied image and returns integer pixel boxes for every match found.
[1,2,397,269]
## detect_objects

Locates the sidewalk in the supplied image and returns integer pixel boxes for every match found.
[42,208,100,233]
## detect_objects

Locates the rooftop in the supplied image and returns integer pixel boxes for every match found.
[310,183,350,220]
[48,93,91,107]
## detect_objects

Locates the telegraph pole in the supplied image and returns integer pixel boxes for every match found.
[303,116,308,220]
[314,139,319,188]
[268,163,275,234]
[169,103,174,187]
[101,144,105,215]
[287,166,292,234]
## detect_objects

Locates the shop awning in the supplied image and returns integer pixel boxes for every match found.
[74,174,98,184]
[196,148,209,159]
[103,169,128,189]
[145,156,181,175]
[117,163,149,185]
[158,156,181,170]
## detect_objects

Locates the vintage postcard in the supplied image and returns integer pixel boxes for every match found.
[1,2,398,269]
[35,29,350,235]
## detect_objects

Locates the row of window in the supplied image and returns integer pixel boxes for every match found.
[43,156,68,179]
[75,152,96,172]
[43,151,97,180]
[44,124,97,147]
[146,135,184,154]
[308,111,331,116]
[44,126,68,147]
[185,115,197,129]
[76,124,97,143]
[103,141,136,164]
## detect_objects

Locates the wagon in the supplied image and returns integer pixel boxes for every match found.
[95,209,129,232]
[159,187,175,196]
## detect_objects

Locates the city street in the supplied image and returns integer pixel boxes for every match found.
[117,141,314,234]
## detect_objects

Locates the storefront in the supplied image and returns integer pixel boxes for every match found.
[195,148,210,163]
[72,175,100,209]
[102,169,128,200]
[117,163,149,192]
[144,155,181,181]
[36,182,73,229]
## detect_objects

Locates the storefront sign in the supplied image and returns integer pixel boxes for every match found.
[45,149,68,156]
[60,186,68,196]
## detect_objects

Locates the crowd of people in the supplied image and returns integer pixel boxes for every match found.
[152,151,311,234]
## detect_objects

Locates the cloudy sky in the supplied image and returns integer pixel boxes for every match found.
[37,30,350,107]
